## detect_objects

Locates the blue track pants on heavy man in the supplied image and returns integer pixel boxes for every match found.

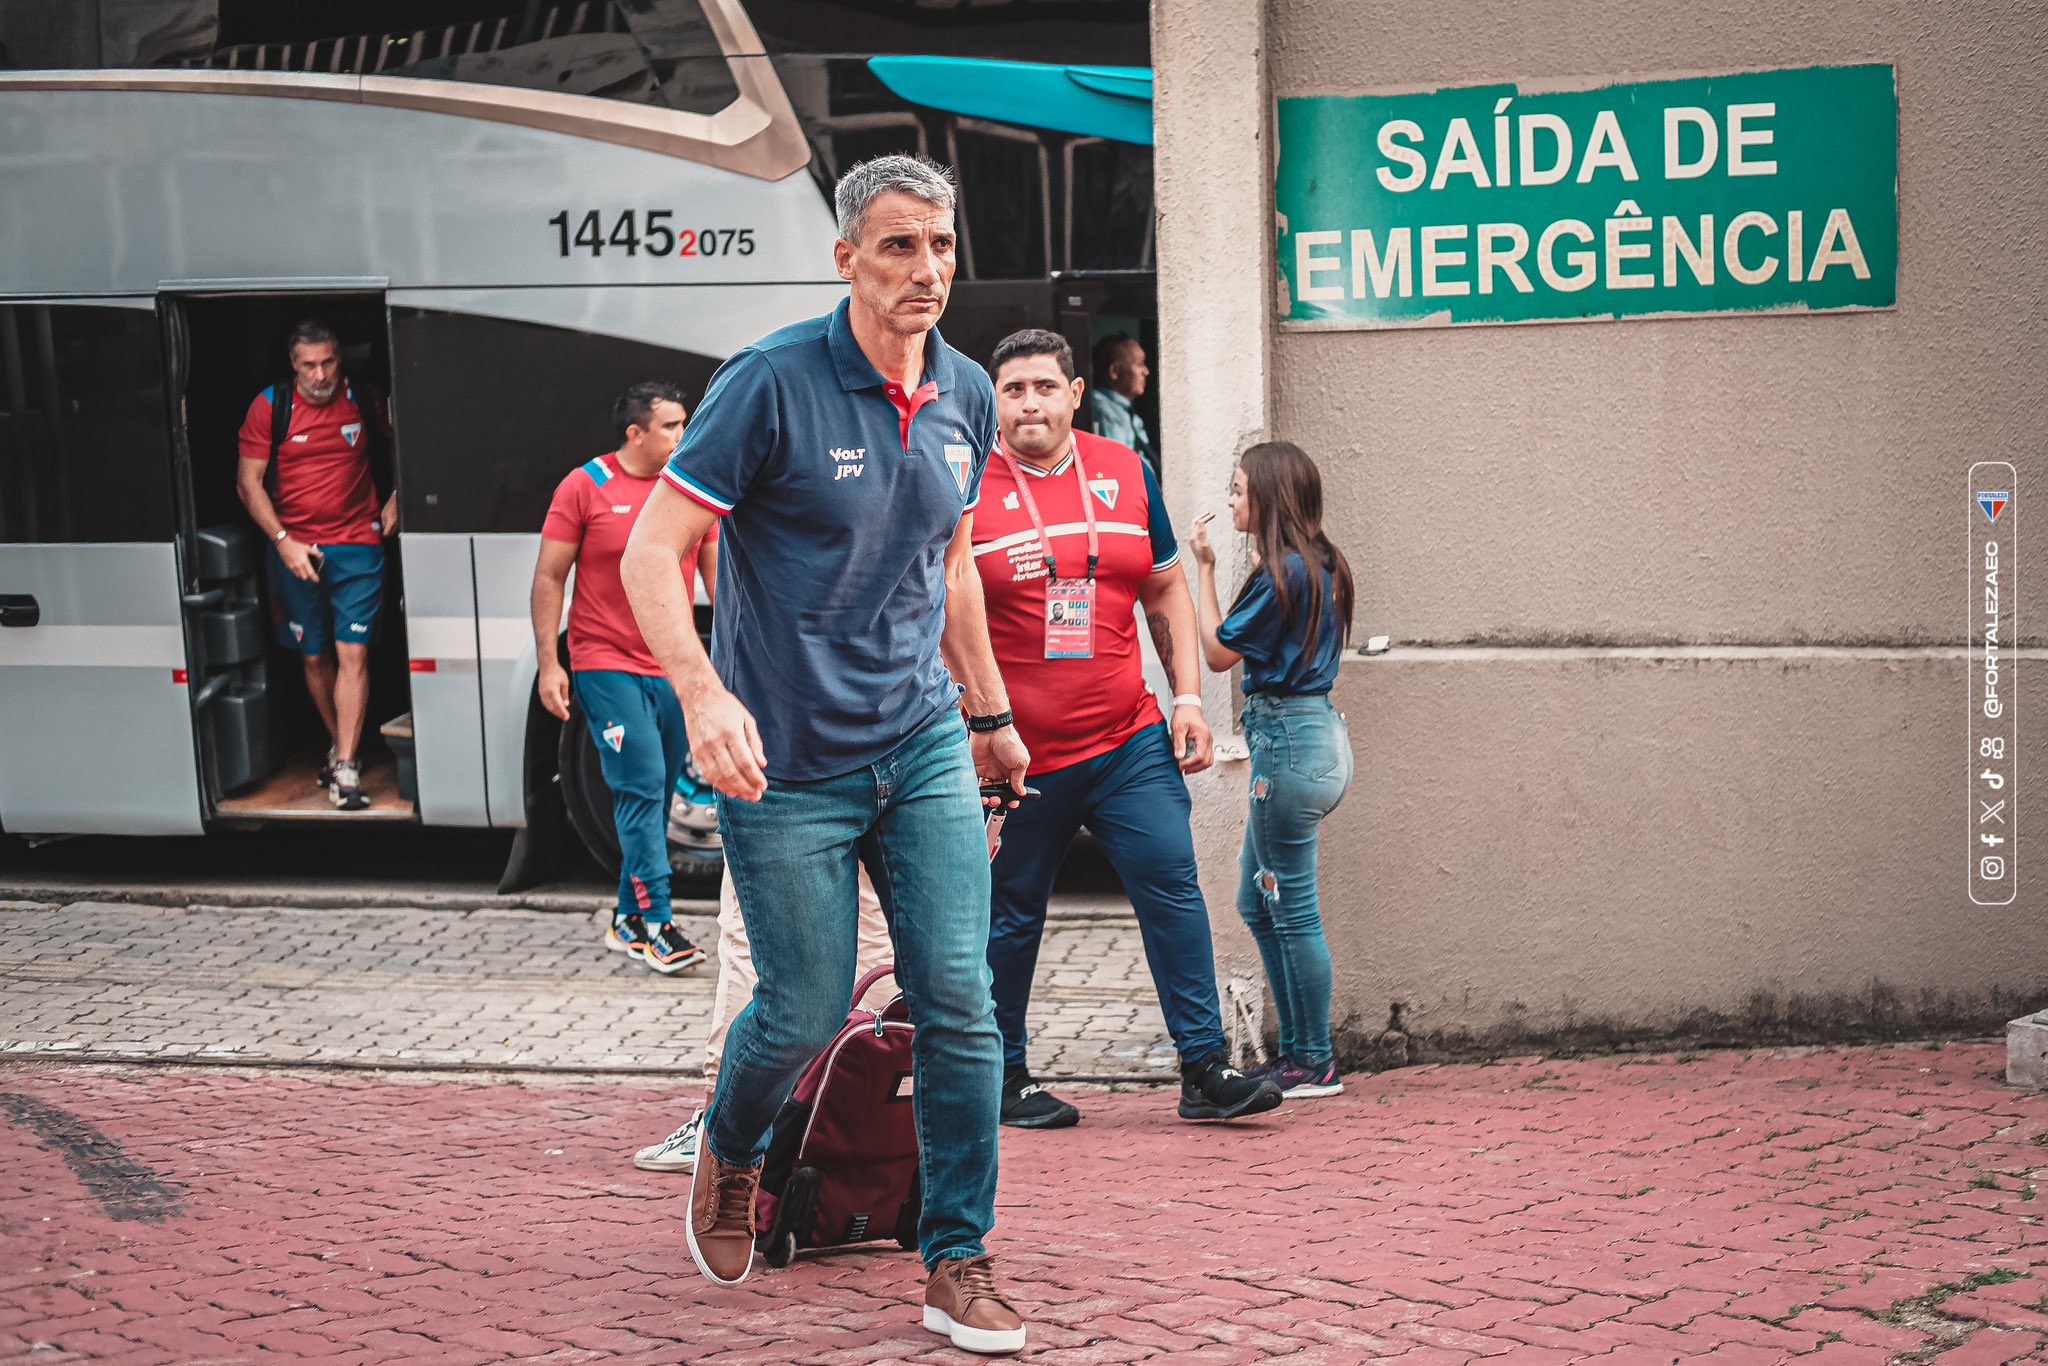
[572,669,689,925]
[986,722,1228,1070]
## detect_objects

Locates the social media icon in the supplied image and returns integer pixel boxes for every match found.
[1980,856,2006,880]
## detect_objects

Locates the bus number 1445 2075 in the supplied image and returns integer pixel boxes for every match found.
[547,210,755,258]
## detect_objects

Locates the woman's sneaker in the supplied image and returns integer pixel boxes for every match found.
[999,1068,1080,1129]
[1275,1057,1345,1098]
[1178,1051,1284,1121]
[635,1112,701,1173]
[642,922,706,974]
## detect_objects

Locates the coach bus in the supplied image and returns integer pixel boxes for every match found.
[0,0,1153,889]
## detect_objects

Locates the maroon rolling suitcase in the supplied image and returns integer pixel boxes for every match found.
[753,962,919,1265]
[750,784,1035,1266]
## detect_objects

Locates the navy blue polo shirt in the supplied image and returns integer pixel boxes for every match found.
[661,298,996,781]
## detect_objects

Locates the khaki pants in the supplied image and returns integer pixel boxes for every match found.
[703,862,894,1081]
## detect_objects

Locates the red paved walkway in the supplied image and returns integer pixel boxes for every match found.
[3,1044,2044,1364]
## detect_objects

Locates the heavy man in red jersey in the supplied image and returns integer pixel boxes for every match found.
[972,328,1281,1129]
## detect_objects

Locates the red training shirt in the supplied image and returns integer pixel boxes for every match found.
[971,430,1181,775]
[236,380,383,547]
[542,453,715,676]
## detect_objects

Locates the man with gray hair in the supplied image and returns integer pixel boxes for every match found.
[622,154,1030,1353]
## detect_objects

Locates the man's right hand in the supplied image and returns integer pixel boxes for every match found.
[537,662,572,721]
[683,682,768,802]
[277,536,320,582]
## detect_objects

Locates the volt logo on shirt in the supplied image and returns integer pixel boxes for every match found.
[830,446,867,481]
[602,723,626,752]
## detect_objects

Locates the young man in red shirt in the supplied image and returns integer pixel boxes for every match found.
[974,329,1281,1127]
[236,319,397,810]
[531,382,713,973]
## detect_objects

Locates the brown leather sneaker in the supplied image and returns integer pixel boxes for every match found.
[685,1143,759,1286]
[923,1254,1026,1354]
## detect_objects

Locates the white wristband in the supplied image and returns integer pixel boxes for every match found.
[1171,694,1204,710]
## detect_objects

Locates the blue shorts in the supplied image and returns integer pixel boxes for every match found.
[267,542,385,656]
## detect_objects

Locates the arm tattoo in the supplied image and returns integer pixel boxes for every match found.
[1146,609,1183,689]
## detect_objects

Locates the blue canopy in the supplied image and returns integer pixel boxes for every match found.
[865,57,1154,147]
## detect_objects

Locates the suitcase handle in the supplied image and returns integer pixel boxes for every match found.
[851,962,897,1008]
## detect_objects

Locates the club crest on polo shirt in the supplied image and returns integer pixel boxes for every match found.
[943,444,974,496]
[1088,477,1120,510]
[602,723,625,752]
[341,422,363,447]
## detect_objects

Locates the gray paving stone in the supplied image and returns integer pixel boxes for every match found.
[0,900,1173,1076]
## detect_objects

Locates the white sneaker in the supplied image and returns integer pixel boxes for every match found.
[635,1112,701,1173]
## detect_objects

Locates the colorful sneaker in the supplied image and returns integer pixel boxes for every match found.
[642,922,706,974]
[924,1254,1027,1354]
[1178,1051,1284,1121]
[1242,1055,1286,1085]
[606,914,650,957]
[327,757,370,811]
[635,1112,701,1173]
[999,1068,1080,1129]
[1275,1057,1345,1098]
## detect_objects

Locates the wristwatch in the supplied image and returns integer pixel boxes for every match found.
[273,529,289,543]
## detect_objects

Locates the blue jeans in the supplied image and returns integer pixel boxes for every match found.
[571,670,689,925]
[704,707,1001,1268]
[1237,694,1352,1067]
[987,723,1226,1070]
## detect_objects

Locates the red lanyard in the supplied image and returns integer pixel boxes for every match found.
[998,438,1099,581]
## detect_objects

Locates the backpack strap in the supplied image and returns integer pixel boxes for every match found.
[268,381,293,462]
[265,381,293,499]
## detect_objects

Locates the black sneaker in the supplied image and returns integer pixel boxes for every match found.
[642,922,706,975]
[316,745,338,789]
[1000,1068,1080,1129]
[1178,1051,1284,1121]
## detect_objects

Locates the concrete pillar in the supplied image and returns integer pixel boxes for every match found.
[1151,0,1274,1040]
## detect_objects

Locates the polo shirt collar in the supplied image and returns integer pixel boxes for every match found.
[1098,387,1135,415]
[826,296,960,395]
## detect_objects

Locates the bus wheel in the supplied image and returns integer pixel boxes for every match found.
[558,697,724,895]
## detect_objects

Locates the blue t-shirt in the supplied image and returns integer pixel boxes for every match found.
[661,299,996,781]
[1217,552,1345,696]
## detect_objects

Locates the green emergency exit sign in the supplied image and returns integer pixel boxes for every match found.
[1276,63,1897,328]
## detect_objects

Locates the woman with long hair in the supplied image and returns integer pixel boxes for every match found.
[1190,440,1356,1097]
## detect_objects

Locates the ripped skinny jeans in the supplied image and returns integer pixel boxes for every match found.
[1237,693,1353,1067]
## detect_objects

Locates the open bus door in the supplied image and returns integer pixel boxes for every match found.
[0,299,206,836]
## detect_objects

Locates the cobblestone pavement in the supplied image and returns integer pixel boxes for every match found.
[0,902,1175,1078]
[2,1044,2044,1364]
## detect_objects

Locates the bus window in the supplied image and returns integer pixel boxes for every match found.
[0,303,176,545]
[388,308,724,536]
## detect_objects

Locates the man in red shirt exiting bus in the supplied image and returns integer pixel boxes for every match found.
[236,318,397,810]
[531,382,713,973]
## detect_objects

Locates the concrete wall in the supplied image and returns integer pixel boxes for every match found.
[1153,0,2047,1057]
